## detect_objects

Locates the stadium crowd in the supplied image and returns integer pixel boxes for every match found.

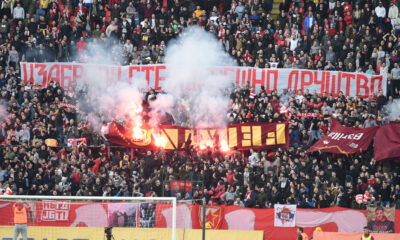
[0,0,399,210]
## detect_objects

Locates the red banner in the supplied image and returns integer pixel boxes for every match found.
[170,180,193,192]
[59,103,79,110]
[108,121,289,151]
[67,138,87,147]
[307,118,378,154]
[290,113,319,117]
[0,200,109,227]
[0,202,399,240]
[20,62,387,98]
[374,122,400,161]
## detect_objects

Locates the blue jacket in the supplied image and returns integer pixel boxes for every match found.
[304,16,315,30]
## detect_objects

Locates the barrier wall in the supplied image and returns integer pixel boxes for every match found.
[0,226,264,240]
[1,202,399,240]
[314,232,400,240]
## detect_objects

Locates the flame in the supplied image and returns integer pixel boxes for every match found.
[199,141,213,151]
[199,143,206,150]
[136,105,143,113]
[154,134,168,148]
[132,127,144,141]
[220,140,230,152]
[128,102,145,141]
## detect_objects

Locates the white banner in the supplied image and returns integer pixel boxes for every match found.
[274,204,296,227]
[20,62,387,98]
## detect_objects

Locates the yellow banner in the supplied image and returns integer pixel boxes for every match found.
[109,121,289,151]
[0,226,264,240]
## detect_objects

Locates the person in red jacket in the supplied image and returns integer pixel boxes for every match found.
[74,0,87,15]
[76,37,87,52]
[274,31,287,47]
[343,1,353,15]
[210,181,225,203]
[344,12,353,25]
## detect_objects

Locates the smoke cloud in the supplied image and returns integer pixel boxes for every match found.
[386,99,400,121]
[159,27,235,128]
[75,37,147,132]
[76,27,235,138]
[148,94,175,128]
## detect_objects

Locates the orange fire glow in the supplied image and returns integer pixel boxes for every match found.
[132,127,144,141]
[199,141,214,151]
[154,134,168,148]
[127,102,145,141]
[220,141,230,152]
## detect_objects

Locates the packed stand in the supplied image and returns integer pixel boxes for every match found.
[0,80,399,209]
[0,0,399,210]
[1,0,400,95]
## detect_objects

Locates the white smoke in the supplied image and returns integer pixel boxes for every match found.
[75,37,147,132]
[149,94,175,128]
[76,27,235,134]
[159,27,235,128]
[386,99,400,121]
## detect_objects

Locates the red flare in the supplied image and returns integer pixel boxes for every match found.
[220,140,230,152]
[132,127,144,141]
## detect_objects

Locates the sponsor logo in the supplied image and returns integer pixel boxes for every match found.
[41,200,70,221]
[328,132,364,141]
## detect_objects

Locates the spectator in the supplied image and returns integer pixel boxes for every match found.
[13,3,25,20]
[392,62,400,96]
[244,185,255,207]
[375,2,386,27]
[304,11,315,36]
[366,65,376,75]
[388,1,399,28]
[0,0,397,212]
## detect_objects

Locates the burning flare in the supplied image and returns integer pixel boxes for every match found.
[132,127,144,141]
[153,133,168,148]
[220,140,230,152]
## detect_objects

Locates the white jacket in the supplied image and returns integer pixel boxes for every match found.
[375,6,386,18]
[388,5,399,19]
[13,6,24,19]
[393,18,400,29]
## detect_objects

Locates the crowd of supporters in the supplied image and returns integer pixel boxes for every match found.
[0,0,399,210]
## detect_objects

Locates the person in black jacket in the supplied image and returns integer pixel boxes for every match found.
[55,108,65,145]
[337,187,349,208]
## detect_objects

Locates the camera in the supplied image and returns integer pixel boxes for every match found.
[105,227,112,234]
[104,227,114,240]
